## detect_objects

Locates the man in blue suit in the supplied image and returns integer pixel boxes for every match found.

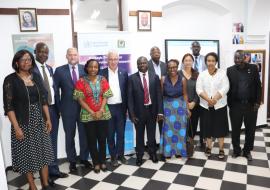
[54,48,91,172]
[33,42,68,180]
[128,56,163,166]
[100,51,128,167]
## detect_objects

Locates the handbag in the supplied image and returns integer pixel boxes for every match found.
[186,118,194,158]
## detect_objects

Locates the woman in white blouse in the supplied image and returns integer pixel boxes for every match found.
[196,52,229,159]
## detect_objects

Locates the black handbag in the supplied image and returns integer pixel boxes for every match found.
[186,118,194,158]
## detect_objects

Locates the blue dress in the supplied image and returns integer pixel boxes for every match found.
[159,75,188,157]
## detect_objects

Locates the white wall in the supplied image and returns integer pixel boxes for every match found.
[0,0,73,169]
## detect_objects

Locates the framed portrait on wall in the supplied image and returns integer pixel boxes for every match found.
[243,49,266,103]
[137,10,151,31]
[18,8,38,32]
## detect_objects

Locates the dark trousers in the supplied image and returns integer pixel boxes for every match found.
[48,104,60,175]
[62,114,89,163]
[84,120,108,166]
[135,106,157,158]
[108,104,126,158]
[189,105,203,143]
[229,103,258,154]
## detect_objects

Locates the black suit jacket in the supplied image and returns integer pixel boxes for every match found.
[128,71,163,120]
[227,63,262,107]
[100,67,128,113]
[54,64,86,116]
[148,60,167,78]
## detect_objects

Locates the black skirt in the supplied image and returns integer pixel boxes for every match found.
[200,105,229,138]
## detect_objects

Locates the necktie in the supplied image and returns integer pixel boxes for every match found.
[194,56,199,72]
[72,66,77,85]
[41,65,52,105]
[143,73,150,104]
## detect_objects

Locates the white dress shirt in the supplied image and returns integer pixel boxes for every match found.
[69,63,79,80]
[139,71,152,105]
[152,60,161,79]
[107,68,122,104]
[36,61,55,105]
[196,69,229,110]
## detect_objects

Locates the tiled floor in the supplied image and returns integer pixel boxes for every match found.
[6,126,270,190]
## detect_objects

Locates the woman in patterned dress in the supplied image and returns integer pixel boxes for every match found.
[74,59,113,173]
[3,50,54,190]
[159,59,190,159]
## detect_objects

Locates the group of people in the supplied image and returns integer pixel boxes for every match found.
[3,41,261,190]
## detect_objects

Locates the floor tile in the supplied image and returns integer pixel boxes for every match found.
[204,160,227,170]
[121,176,149,190]
[159,163,182,173]
[247,175,270,188]
[141,160,164,170]
[92,181,119,190]
[222,171,247,184]
[103,173,129,185]
[70,178,99,190]
[247,165,270,177]
[173,174,198,186]
[200,168,224,179]
[142,180,170,190]
[179,165,203,176]
[220,181,246,190]
[225,163,247,173]
[168,183,194,190]
[132,167,157,178]
[185,158,206,167]
[151,170,178,183]
[195,177,222,190]
[113,165,139,175]
[54,174,82,187]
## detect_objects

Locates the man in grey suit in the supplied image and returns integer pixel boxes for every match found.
[148,46,166,135]
[54,48,91,172]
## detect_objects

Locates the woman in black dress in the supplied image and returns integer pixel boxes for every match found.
[3,50,54,190]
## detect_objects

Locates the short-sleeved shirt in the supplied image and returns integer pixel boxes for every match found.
[73,75,113,122]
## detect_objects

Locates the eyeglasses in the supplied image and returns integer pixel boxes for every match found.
[19,58,32,63]
[168,66,178,70]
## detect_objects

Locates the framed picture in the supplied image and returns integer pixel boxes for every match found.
[18,8,38,32]
[243,49,266,103]
[137,10,151,31]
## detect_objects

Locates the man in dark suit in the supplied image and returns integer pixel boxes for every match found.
[147,46,166,136]
[100,51,128,167]
[54,48,91,172]
[128,56,163,166]
[33,42,68,180]
[227,50,262,161]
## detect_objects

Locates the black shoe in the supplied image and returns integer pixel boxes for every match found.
[69,162,77,172]
[48,178,56,187]
[50,172,69,178]
[94,165,100,174]
[136,158,143,166]
[111,157,119,167]
[80,160,92,168]
[150,154,158,163]
[243,152,253,161]
[232,152,241,158]
[100,164,108,172]
[118,156,127,164]
[42,186,54,190]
